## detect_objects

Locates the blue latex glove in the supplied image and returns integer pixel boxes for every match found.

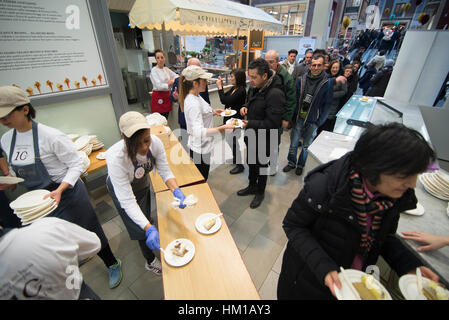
[173,188,186,209]
[145,226,160,250]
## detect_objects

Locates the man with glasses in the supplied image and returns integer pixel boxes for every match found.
[283,53,333,176]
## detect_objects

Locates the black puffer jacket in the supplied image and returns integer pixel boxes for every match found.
[277,152,422,300]
[366,66,393,97]
[245,70,285,162]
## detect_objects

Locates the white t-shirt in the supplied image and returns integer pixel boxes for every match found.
[150,67,178,91]
[0,123,85,186]
[106,135,175,230]
[0,217,101,300]
[184,94,214,154]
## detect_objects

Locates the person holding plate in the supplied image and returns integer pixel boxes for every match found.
[178,65,234,181]
[277,123,441,300]
[0,85,123,290]
[216,68,247,175]
[105,111,186,275]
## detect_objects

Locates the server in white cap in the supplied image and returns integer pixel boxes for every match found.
[178,65,234,181]
[105,111,186,275]
[0,85,123,290]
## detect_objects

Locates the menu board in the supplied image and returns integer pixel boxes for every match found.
[0,0,107,97]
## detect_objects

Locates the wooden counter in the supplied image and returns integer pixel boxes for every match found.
[85,148,107,175]
[150,138,205,193]
[156,183,260,300]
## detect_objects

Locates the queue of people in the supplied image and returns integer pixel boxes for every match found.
[0,41,445,301]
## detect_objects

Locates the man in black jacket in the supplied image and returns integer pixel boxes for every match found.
[238,58,285,209]
[283,53,333,176]
[277,123,440,300]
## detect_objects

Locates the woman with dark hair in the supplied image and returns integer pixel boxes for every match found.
[149,49,178,119]
[179,65,234,181]
[105,111,186,275]
[277,122,441,300]
[0,85,123,289]
[216,68,247,174]
[319,59,347,133]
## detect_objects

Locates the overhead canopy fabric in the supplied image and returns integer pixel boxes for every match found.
[128,0,283,36]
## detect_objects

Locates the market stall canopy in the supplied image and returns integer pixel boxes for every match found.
[128,0,283,36]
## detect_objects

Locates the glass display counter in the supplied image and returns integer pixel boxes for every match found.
[334,95,403,138]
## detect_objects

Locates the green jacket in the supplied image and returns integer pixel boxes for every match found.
[276,65,296,122]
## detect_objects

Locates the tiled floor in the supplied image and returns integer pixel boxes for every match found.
[80,127,304,300]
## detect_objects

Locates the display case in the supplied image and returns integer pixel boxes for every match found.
[334,95,403,138]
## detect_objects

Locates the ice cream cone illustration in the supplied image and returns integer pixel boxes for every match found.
[34,81,41,94]
[91,79,97,87]
[57,83,63,91]
[74,81,80,89]
[97,74,103,84]
[64,78,71,89]
[46,80,54,92]
[26,87,33,96]
[82,76,88,86]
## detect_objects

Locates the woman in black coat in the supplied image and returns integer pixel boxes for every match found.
[319,59,347,134]
[217,69,247,174]
[366,60,394,97]
[358,61,377,95]
[277,123,440,300]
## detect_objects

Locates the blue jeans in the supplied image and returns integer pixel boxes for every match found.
[287,118,317,168]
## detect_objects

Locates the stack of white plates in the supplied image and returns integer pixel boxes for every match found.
[89,135,104,151]
[419,171,449,201]
[9,189,58,226]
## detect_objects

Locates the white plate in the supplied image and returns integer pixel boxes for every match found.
[163,239,195,267]
[96,152,106,160]
[74,135,91,150]
[398,274,449,300]
[226,118,244,128]
[9,189,50,210]
[220,109,237,117]
[419,175,449,200]
[426,173,449,195]
[437,170,449,185]
[0,176,24,184]
[334,269,392,300]
[92,144,104,151]
[195,213,222,235]
[21,202,58,225]
[14,198,55,216]
[403,203,425,216]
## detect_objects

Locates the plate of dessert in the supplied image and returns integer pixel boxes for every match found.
[226,118,244,128]
[163,239,195,267]
[334,269,392,300]
[220,108,237,117]
[195,213,222,235]
[399,275,449,300]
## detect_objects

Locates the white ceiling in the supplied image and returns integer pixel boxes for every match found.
[107,0,136,12]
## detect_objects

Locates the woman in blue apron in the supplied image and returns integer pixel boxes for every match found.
[0,85,123,289]
[105,111,186,275]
